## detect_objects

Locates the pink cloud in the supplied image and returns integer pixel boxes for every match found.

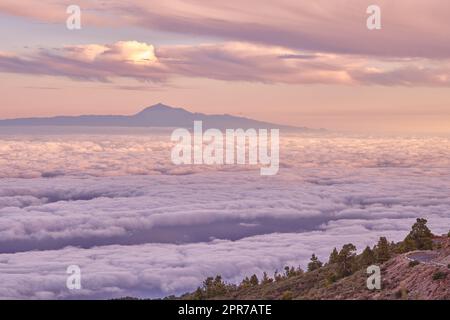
[1,1,450,59]
[1,41,450,86]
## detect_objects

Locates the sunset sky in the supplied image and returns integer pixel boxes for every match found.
[1,0,450,134]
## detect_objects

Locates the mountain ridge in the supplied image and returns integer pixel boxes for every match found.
[0,103,311,131]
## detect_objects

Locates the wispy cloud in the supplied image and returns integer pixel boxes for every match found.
[1,1,450,59]
[1,41,450,86]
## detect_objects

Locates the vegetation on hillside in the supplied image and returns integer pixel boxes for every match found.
[177,218,448,300]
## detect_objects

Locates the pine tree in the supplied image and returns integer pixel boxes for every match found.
[213,275,227,295]
[295,266,304,276]
[398,238,416,253]
[284,266,295,278]
[404,218,433,250]
[274,270,283,282]
[240,276,251,288]
[202,275,227,298]
[193,287,204,300]
[307,253,323,272]
[261,272,273,285]
[359,246,376,267]
[202,277,214,292]
[328,247,339,264]
[375,237,391,263]
[336,243,357,278]
[249,274,259,286]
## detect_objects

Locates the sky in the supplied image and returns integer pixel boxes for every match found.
[0,1,450,134]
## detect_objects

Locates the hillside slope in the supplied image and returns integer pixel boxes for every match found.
[177,225,449,300]
[180,252,449,300]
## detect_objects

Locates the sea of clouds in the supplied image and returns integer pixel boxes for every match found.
[0,129,449,299]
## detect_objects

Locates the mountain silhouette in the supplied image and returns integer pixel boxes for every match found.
[0,103,310,130]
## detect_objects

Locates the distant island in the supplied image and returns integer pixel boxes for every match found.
[0,103,312,131]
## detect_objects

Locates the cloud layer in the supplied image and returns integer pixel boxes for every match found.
[0,224,431,299]
[0,130,449,299]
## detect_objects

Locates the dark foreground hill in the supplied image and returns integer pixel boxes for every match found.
[174,219,449,300]
[183,243,448,300]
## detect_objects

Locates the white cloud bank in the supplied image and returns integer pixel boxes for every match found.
[0,131,449,299]
[2,219,447,300]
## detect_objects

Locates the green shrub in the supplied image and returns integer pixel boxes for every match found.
[432,271,447,281]
[408,260,420,268]
[281,290,294,300]
[307,254,323,272]
[326,272,337,284]
[395,288,408,299]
